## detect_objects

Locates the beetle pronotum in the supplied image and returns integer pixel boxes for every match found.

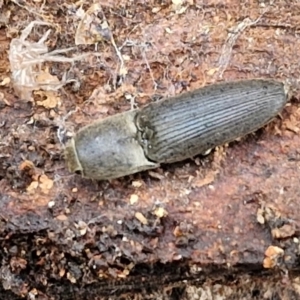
[65,79,288,180]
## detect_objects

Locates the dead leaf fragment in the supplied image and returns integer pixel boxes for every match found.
[272,224,296,239]
[263,257,275,269]
[56,214,68,221]
[132,180,142,188]
[39,174,54,193]
[135,212,148,225]
[19,160,35,171]
[284,118,299,133]
[59,268,66,277]
[130,194,139,205]
[67,272,77,283]
[27,181,39,194]
[0,77,10,86]
[265,245,284,258]
[192,170,217,188]
[153,207,168,218]
[256,208,265,224]
[35,90,60,109]
[263,245,284,269]
[207,68,219,76]
[36,69,61,87]
[173,226,182,237]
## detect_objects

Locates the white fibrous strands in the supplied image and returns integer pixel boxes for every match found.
[8,21,87,101]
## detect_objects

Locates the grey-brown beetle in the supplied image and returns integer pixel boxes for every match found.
[65,79,288,180]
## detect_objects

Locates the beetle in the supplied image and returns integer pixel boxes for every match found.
[64,79,288,180]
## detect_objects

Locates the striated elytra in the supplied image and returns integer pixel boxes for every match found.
[65,79,289,180]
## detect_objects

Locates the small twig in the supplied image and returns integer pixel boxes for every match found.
[141,48,158,91]
[215,7,269,79]
[120,39,158,91]
[98,5,126,89]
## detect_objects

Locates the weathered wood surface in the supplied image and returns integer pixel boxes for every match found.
[1,0,300,299]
